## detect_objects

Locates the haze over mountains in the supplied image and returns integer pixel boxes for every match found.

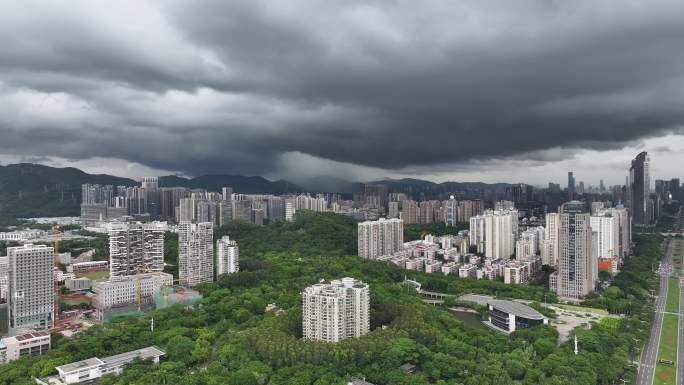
[0,163,518,217]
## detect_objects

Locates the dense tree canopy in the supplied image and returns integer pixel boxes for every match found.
[0,212,662,385]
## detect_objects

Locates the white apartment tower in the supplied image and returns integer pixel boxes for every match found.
[469,210,518,259]
[551,201,596,300]
[590,213,619,261]
[542,213,560,267]
[357,218,403,259]
[7,244,54,334]
[302,277,370,342]
[109,223,165,277]
[216,236,239,278]
[178,222,214,287]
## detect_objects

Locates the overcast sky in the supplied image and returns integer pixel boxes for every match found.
[1,1,684,187]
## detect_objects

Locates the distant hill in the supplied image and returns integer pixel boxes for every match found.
[0,163,303,218]
[360,177,515,199]
[0,163,137,218]
[158,174,302,194]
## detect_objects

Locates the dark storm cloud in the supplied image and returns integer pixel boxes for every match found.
[1,0,684,177]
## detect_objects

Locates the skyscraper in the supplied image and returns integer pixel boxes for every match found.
[550,201,595,300]
[302,277,370,342]
[567,172,575,200]
[357,218,403,259]
[7,244,54,334]
[630,151,650,225]
[109,223,165,277]
[216,236,239,278]
[178,222,214,287]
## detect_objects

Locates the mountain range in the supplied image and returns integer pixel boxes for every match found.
[0,163,517,218]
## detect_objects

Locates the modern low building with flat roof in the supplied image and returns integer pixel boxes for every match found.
[485,299,548,334]
[0,332,51,363]
[35,346,165,385]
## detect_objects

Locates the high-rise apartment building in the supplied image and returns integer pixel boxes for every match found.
[567,172,575,200]
[109,222,165,277]
[222,187,234,201]
[400,200,419,224]
[302,277,370,342]
[364,184,388,210]
[469,210,518,259]
[7,244,54,334]
[178,222,214,287]
[590,213,619,260]
[541,213,560,267]
[597,206,632,259]
[516,227,544,259]
[419,201,434,224]
[357,218,403,259]
[388,201,400,219]
[216,236,239,278]
[140,177,159,191]
[630,151,650,225]
[550,201,595,300]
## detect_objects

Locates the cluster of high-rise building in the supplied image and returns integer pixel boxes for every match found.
[544,201,631,301]
[388,196,483,225]
[81,179,336,227]
[357,218,404,259]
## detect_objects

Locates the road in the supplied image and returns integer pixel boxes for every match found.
[635,240,673,385]
[679,284,684,385]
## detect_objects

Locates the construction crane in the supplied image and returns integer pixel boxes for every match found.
[52,225,61,322]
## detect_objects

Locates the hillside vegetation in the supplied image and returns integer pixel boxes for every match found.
[0,212,660,385]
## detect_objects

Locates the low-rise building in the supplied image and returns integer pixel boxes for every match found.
[91,273,172,319]
[0,332,51,363]
[65,277,92,291]
[36,346,165,385]
[485,300,548,334]
[458,264,477,278]
[68,261,109,274]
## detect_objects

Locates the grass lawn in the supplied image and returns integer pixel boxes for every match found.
[555,303,609,316]
[666,277,680,314]
[654,314,679,385]
[77,270,109,280]
[60,297,89,306]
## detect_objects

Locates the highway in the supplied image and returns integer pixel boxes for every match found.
[635,240,672,385]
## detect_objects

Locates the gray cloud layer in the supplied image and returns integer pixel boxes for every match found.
[1,0,684,178]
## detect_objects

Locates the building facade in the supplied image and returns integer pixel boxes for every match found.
[551,201,596,300]
[7,244,54,334]
[178,222,214,287]
[302,278,370,342]
[0,332,51,363]
[630,151,650,225]
[357,218,403,259]
[216,236,239,278]
[469,210,518,259]
[108,223,165,277]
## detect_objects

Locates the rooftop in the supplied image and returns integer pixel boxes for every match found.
[56,357,104,374]
[102,346,166,368]
[487,299,546,320]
